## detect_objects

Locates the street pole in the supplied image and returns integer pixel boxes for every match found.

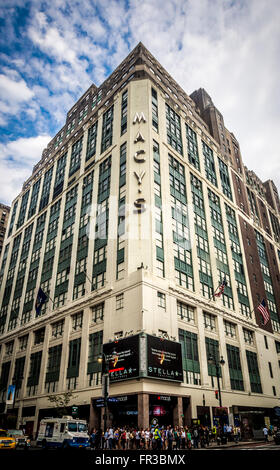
[216,364,222,408]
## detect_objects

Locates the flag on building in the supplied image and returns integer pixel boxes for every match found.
[257,299,270,325]
[214,278,227,297]
[35,287,48,316]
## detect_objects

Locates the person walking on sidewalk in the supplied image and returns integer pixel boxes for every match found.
[263,425,269,442]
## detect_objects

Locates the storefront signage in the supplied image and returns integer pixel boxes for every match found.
[146,335,183,382]
[157,396,171,402]
[103,335,140,383]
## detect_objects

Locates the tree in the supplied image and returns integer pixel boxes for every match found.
[47,391,77,417]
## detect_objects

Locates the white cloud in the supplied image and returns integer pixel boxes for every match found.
[0,135,51,204]
[0,73,34,102]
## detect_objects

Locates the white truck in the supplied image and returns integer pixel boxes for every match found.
[37,416,90,449]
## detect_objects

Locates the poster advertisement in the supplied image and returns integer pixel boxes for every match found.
[146,334,183,382]
[6,384,15,405]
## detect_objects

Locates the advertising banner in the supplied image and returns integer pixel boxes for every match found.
[146,335,183,382]
[103,335,140,382]
[6,384,15,405]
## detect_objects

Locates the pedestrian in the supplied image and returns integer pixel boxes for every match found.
[186,428,192,449]
[145,428,150,449]
[263,425,269,442]
[233,426,239,444]
[154,425,162,450]
[226,424,232,442]
[181,428,186,449]
[193,427,199,449]
[108,427,114,450]
[90,429,96,449]
[173,427,180,449]
[167,426,173,451]
[121,429,127,450]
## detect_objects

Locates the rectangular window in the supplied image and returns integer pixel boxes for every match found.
[46,344,62,384]
[51,320,64,338]
[34,328,45,345]
[67,338,81,378]
[243,328,254,345]
[166,104,182,155]
[179,329,200,385]
[203,312,216,331]
[69,137,83,177]
[177,302,195,323]
[116,293,124,310]
[157,291,166,310]
[226,344,244,391]
[101,105,114,153]
[224,320,236,338]
[91,302,104,323]
[186,124,200,170]
[152,88,158,131]
[86,121,98,161]
[246,350,262,393]
[121,90,128,135]
[72,311,83,331]
[203,141,217,186]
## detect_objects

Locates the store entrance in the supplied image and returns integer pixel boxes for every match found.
[108,395,138,428]
[149,395,177,427]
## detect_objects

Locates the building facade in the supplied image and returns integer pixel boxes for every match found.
[0,204,10,258]
[0,43,280,438]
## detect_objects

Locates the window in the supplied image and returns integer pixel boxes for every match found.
[224,321,236,338]
[179,329,201,385]
[203,312,216,331]
[151,88,158,131]
[5,341,14,355]
[121,90,128,135]
[116,293,124,310]
[264,336,268,349]
[268,362,273,378]
[166,104,182,155]
[72,312,83,331]
[177,302,195,323]
[18,335,28,351]
[246,350,262,393]
[243,328,254,345]
[34,328,45,345]
[101,105,114,153]
[52,320,64,338]
[226,344,244,391]
[157,291,166,310]
[92,302,104,323]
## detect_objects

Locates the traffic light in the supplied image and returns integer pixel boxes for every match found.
[215,390,219,400]
[72,405,78,418]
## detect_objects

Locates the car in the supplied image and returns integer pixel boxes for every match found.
[0,429,16,450]
[7,429,31,450]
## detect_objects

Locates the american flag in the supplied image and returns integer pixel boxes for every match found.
[214,278,227,297]
[257,299,270,325]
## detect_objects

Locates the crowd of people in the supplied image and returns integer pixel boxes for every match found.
[89,423,242,450]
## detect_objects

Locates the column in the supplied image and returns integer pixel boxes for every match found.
[173,396,183,427]
[138,393,149,429]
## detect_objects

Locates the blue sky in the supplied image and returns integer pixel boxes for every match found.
[0,0,279,205]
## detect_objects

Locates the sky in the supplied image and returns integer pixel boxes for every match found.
[0,0,279,206]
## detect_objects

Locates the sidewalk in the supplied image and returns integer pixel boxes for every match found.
[206,439,276,450]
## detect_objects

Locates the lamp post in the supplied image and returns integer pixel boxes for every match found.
[208,354,225,407]
[97,353,109,433]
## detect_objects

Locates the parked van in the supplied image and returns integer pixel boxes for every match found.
[37,416,90,449]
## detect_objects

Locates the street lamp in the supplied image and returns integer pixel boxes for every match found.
[208,354,225,407]
[97,353,109,432]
